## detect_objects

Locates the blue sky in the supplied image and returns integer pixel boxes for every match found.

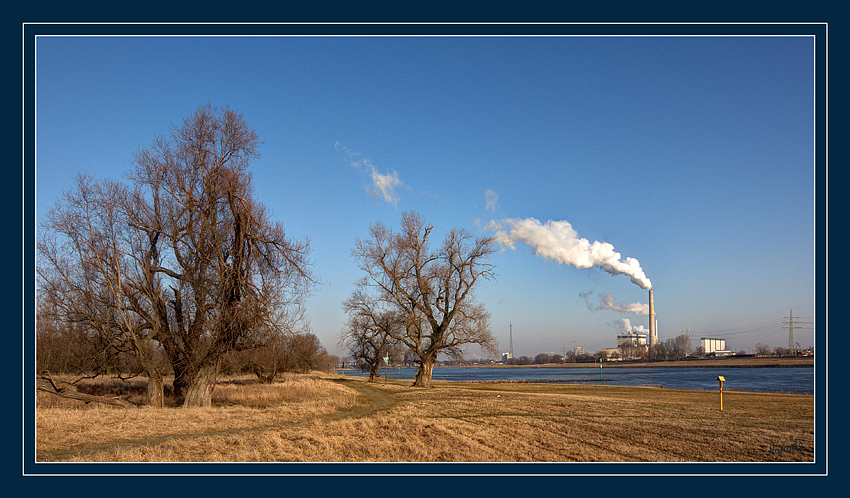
[35,34,817,359]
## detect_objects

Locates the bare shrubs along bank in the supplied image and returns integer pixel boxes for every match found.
[35,371,813,463]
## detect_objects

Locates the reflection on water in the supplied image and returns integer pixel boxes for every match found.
[338,366,814,394]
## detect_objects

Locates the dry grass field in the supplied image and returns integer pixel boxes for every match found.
[35,371,814,463]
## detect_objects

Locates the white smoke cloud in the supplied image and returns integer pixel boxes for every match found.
[486,217,652,289]
[335,142,404,206]
[612,318,648,334]
[484,189,499,213]
[582,291,649,316]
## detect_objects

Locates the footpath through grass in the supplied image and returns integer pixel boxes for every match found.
[35,373,813,462]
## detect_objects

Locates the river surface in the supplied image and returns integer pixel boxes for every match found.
[338,365,814,394]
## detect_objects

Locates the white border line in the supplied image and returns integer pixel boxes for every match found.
[24,21,827,478]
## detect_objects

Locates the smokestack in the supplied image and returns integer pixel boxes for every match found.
[648,290,657,348]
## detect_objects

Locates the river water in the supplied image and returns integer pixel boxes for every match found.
[338,365,814,394]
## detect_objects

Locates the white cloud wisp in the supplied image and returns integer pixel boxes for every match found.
[485,189,498,213]
[368,162,403,205]
[336,142,404,206]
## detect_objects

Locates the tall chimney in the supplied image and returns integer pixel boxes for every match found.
[648,289,657,348]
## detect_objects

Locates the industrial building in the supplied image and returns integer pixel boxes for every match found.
[617,331,647,348]
[701,337,732,357]
[615,289,654,355]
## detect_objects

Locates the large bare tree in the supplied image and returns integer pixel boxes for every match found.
[38,105,314,407]
[350,211,498,387]
[127,105,314,407]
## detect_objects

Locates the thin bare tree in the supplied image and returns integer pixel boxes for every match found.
[38,175,168,407]
[350,211,497,387]
[340,294,405,382]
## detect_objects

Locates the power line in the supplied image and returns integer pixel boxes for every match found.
[699,317,786,338]
[690,311,814,353]
[508,324,602,356]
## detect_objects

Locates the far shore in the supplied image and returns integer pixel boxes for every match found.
[457,355,814,369]
[335,356,816,372]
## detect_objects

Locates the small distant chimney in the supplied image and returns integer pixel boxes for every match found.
[648,289,657,348]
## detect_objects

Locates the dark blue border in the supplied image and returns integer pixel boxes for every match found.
[16,18,831,490]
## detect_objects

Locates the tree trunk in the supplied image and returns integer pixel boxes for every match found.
[182,360,220,408]
[412,356,435,388]
[166,347,194,406]
[172,371,189,405]
[146,370,164,408]
[133,338,165,408]
[368,362,379,383]
[252,363,277,384]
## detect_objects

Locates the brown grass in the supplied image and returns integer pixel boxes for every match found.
[35,372,814,463]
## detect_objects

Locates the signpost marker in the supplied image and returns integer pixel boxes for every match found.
[717,376,726,411]
[383,353,390,385]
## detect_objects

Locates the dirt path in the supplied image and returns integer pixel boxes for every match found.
[36,378,398,462]
[323,377,398,421]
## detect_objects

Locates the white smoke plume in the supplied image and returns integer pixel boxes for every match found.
[486,217,652,290]
[613,318,648,335]
[581,291,649,316]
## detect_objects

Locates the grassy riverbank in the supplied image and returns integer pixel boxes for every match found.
[35,371,813,463]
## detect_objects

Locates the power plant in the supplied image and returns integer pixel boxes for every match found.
[648,289,657,348]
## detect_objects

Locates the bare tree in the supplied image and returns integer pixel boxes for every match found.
[281,332,327,373]
[37,298,110,376]
[534,353,551,365]
[221,328,330,382]
[649,342,669,361]
[127,105,315,407]
[600,349,621,361]
[38,175,168,407]
[38,105,315,408]
[222,330,288,383]
[339,295,405,382]
[350,212,497,387]
[667,333,693,360]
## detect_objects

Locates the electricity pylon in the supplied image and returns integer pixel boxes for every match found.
[783,309,813,356]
